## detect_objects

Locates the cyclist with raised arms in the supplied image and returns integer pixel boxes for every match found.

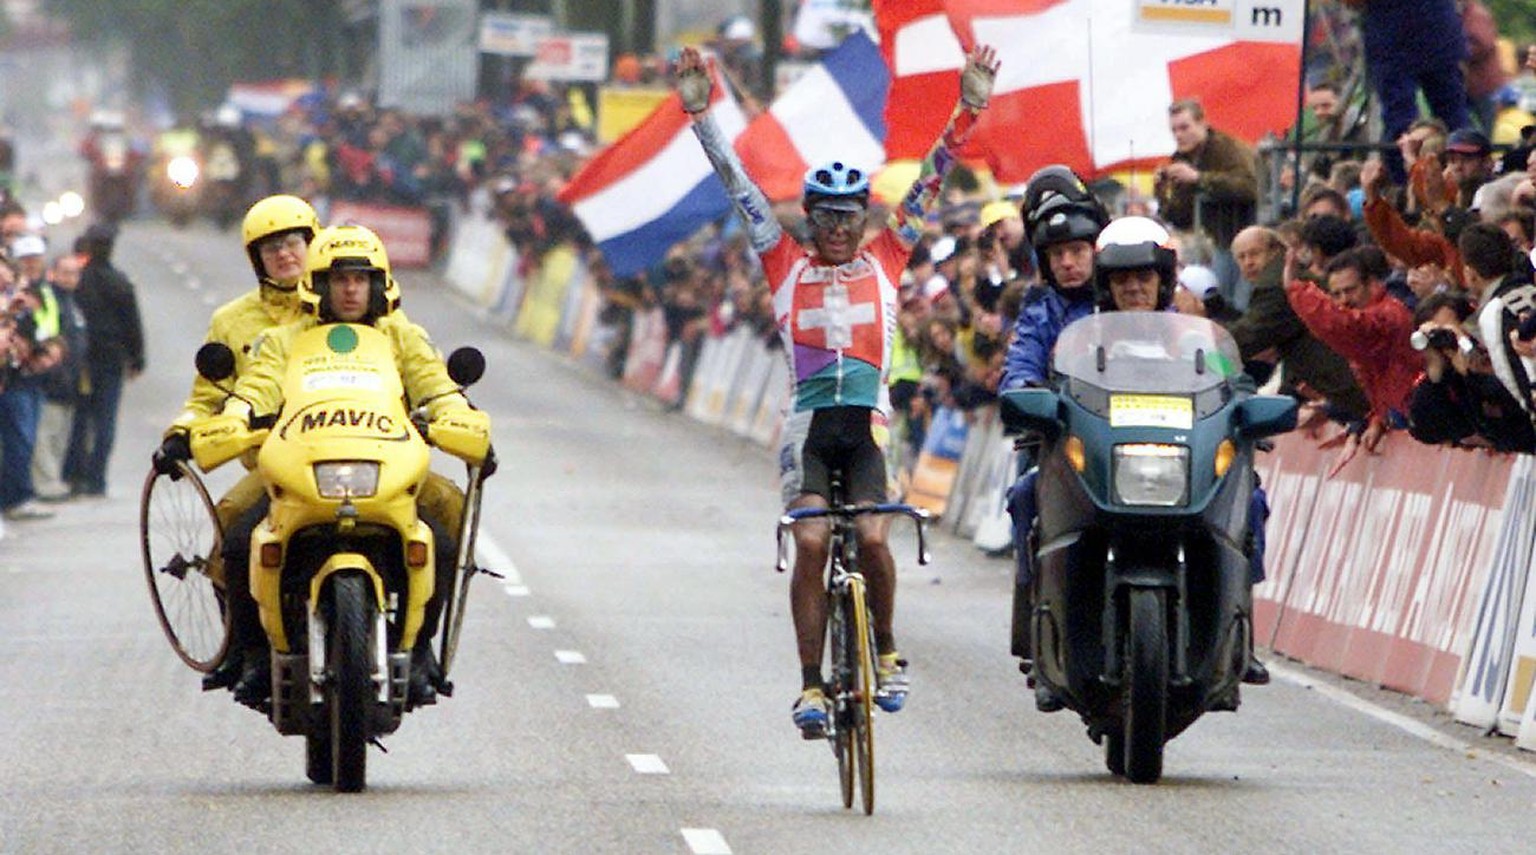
[674,43,998,737]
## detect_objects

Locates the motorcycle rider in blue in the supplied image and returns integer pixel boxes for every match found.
[999,167,1108,709]
[1000,166,1108,392]
[1005,206,1272,709]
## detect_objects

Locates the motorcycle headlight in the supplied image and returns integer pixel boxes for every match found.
[314,461,380,499]
[167,155,199,188]
[1112,444,1188,507]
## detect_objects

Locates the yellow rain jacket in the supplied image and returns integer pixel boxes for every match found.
[169,281,305,433]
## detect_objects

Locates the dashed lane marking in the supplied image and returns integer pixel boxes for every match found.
[586,694,620,709]
[554,650,586,664]
[680,829,732,855]
[626,754,669,774]
[503,585,530,597]
[527,615,555,629]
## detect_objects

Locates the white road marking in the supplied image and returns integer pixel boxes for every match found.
[185,277,200,290]
[170,262,187,275]
[680,828,732,855]
[527,615,555,629]
[586,694,620,709]
[201,294,218,306]
[478,533,526,597]
[476,532,519,585]
[1271,662,1536,778]
[554,649,586,664]
[626,754,669,774]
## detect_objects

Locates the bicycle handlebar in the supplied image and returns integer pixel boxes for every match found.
[774,502,932,573]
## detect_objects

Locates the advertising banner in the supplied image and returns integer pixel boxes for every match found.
[525,32,610,82]
[1258,432,1513,704]
[329,200,433,268]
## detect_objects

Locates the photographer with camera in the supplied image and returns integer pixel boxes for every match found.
[1406,290,1536,451]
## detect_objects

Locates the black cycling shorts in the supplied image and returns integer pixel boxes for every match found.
[778,405,890,505]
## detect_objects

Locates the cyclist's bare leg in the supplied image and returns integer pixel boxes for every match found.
[856,514,896,653]
[789,493,831,685]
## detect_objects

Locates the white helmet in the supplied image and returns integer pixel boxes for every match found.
[1094,216,1178,310]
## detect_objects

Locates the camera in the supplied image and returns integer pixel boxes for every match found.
[1410,327,1472,353]
[1518,311,1536,342]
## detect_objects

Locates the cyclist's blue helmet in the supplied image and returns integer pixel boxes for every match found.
[803,161,870,211]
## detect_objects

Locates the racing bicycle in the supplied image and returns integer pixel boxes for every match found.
[776,477,930,815]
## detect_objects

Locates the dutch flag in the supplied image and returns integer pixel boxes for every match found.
[560,31,890,279]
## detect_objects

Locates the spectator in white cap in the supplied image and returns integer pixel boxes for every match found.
[925,235,963,319]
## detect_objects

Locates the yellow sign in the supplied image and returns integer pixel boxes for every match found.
[597,87,671,144]
[1109,394,1194,430]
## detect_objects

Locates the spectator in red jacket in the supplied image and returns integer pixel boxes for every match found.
[1286,245,1424,462]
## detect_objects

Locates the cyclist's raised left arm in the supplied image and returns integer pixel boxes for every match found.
[889,45,999,248]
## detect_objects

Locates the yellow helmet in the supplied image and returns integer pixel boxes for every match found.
[301,224,401,322]
[242,194,319,279]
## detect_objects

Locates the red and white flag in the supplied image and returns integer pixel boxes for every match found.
[877,0,1303,183]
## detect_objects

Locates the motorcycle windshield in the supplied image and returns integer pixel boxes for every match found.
[1052,312,1242,396]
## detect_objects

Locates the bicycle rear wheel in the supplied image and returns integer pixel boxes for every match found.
[139,463,228,671]
[848,575,877,815]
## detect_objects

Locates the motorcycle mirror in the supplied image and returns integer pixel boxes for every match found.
[999,388,1063,438]
[195,342,236,382]
[446,347,485,387]
[1235,395,1298,440]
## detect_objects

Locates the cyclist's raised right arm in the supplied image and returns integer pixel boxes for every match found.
[676,46,782,255]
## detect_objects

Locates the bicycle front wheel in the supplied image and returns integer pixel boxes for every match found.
[848,575,877,815]
[829,585,855,809]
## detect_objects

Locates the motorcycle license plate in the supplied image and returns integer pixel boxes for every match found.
[1108,394,1193,430]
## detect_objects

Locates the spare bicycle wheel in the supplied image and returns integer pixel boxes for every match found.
[139,463,229,672]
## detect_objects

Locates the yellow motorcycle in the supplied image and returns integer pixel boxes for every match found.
[189,323,490,792]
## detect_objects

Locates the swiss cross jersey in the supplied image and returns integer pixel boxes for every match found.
[763,229,909,414]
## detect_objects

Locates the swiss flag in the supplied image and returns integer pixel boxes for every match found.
[876,0,1302,183]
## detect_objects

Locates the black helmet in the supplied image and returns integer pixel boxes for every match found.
[1093,216,1178,311]
[1022,165,1095,217]
[1021,164,1109,287]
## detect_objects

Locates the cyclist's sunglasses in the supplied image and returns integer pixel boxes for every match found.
[807,206,866,231]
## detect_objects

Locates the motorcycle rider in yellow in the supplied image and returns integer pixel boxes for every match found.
[152,194,319,696]
[211,224,490,708]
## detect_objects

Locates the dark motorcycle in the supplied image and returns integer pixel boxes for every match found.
[1000,312,1295,783]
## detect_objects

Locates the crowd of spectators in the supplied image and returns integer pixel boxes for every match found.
[89,6,1536,487]
[0,212,142,540]
[421,6,1536,483]
[8,3,1535,550]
